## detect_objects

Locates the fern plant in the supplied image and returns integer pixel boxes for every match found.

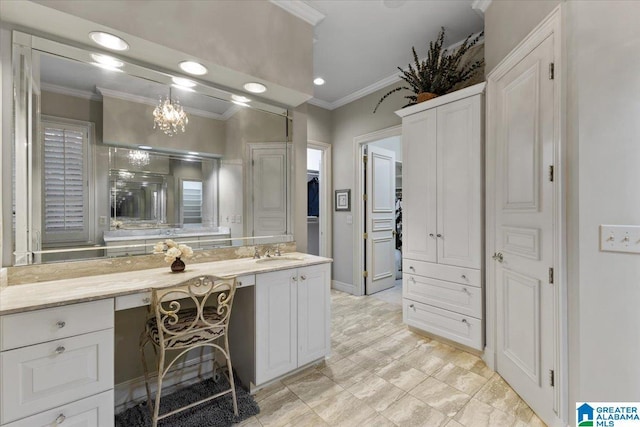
[374,28,484,113]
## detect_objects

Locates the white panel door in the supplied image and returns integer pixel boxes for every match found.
[494,34,556,423]
[251,147,287,237]
[365,145,396,295]
[297,264,330,366]
[437,96,482,269]
[402,110,437,263]
[255,269,297,385]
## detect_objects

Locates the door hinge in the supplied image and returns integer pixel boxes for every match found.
[363,232,368,240]
[548,165,554,182]
[549,62,555,80]
[549,369,555,387]
[363,155,368,164]
[363,194,368,201]
[363,270,368,278]
[549,267,554,284]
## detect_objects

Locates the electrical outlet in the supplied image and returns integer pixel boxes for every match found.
[99,216,107,226]
[600,225,640,254]
[236,215,242,224]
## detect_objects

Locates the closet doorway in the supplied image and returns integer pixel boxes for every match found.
[353,126,402,299]
[307,141,332,257]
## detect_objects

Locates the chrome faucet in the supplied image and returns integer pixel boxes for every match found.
[253,247,261,259]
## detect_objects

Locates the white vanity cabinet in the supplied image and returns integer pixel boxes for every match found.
[397,83,485,351]
[247,263,331,386]
[0,300,114,426]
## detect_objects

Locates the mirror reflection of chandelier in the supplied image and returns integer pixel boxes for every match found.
[128,150,150,167]
[153,87,188,136]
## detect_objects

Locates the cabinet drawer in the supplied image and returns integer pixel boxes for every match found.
[236,274,255,288]
[404,275,482,318]
[115,292,152,311]
[403,299,482,350]
[3,390,114,427]
[0,329,114,424]
[403,259,481,287]
[0,299,114,351]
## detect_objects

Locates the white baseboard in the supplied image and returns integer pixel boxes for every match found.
[115,355,218,414]
[332,280,355,294]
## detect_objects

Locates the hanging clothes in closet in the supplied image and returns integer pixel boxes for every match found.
[308,175,319,216]
[395,193,403,250]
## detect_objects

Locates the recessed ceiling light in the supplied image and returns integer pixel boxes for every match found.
[188,151,199,155]
[138,145,153,150]
[231,94,251,103]
[243,82,267,94]
[91,54,123,68]
[89,32,129,51]
[171,77,197,88]
[313,77,325,86]
[179,61,208,76]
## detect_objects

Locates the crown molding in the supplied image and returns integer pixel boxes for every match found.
[472,0,492,16]
[269,0,326,26]
[41,82,102,101]
[309,38,485,111]
[96,87,233,120]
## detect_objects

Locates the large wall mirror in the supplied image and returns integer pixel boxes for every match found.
[6,32,292,266]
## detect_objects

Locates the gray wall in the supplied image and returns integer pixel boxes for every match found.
[329,82,405,286]
[484,0,561,74]
[565,0,640,421]
[32,0,314,96]
[307,104,332,143]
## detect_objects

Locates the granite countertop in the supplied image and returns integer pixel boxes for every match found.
[0,253,332,315]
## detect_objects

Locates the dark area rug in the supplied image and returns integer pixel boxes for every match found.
[115,374,259,427]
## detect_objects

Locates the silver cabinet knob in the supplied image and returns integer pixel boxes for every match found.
[292,276,298,282]
[461,319,469,325]
[55,414,66,424]
[300,275,307,281]
[409,266,415,271]
[410,276,415,282]
[462,287,470,294]
[55,346,65,354]
[237,281,243,287]
[429,233,435,238]
[436,233,443,238]
[492,252,504,263]
[409,304,415,309]
[56,321,66,329]
[461,274,467,280]
[142,297,150,304]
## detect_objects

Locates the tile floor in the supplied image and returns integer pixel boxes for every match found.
[236,290,546,427]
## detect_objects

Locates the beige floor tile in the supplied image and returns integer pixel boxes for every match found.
[418,340,458,360]
[347,374,406,412]
[279,410,329,427]
[257,388,313,427]
[376,337,420,360]
[454,398,516,427]
[311,389,378,427]
[445,419,465,427]
[449,351,493,380]
[382,393,448,426]
[409,377,471,418]
[286,371,344,408]
[434,363,489,395]
[346,346,395,372]
[398,348,447,375]
[375,359,429,392]
[253,380,286,403]
[475,374,533,423]
[281,365,319,385]
[320,356,370,388]
[233,416,262,426]
[527,414,547,426]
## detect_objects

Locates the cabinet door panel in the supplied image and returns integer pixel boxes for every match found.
[255,269,297,385]
[298,264,330,366]
[402,110,437,262]
[436,96,482,269]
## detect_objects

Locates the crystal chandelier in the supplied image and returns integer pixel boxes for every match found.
[153,88,188,136]
[128,150,150,167]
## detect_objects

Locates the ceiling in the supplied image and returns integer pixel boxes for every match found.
[287,0,485,109]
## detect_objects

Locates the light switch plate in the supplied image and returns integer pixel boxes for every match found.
[600,225,640,254]
[346,215,353,225]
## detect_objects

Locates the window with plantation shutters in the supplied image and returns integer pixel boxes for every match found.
[42,120,90,243]
[182,180,203,225]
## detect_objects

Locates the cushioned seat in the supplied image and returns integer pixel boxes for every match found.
[146,306,225,349]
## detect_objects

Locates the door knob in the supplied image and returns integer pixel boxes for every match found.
[56,321,66,329]
[429,233,435,238]
[492,252,504,263]
[436,233,443,238]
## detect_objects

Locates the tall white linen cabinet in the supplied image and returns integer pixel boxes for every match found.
[396,83,485,351]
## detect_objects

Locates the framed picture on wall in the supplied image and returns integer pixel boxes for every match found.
[335,189,351,211]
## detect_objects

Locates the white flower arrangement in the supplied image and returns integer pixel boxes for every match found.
[111,219,123,229]
[153,239,194,263]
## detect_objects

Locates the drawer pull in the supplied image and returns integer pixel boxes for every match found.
[55,346,66,354]
[292,276,298,282]
[461,274,467,280]
[142,297,150,304]
[301,275,307,281]
[429,233,435,238]
[56,321,66,329]
[55,413,66,424]
[462,287,470,294]
[409,304,415,309]
[461,319,469,325]
[410,276,415,282]
[437,233,443,238]
[237,281,243,287]
[409,266,415,271]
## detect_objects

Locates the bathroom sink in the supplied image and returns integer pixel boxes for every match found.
[255,256,305,264]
